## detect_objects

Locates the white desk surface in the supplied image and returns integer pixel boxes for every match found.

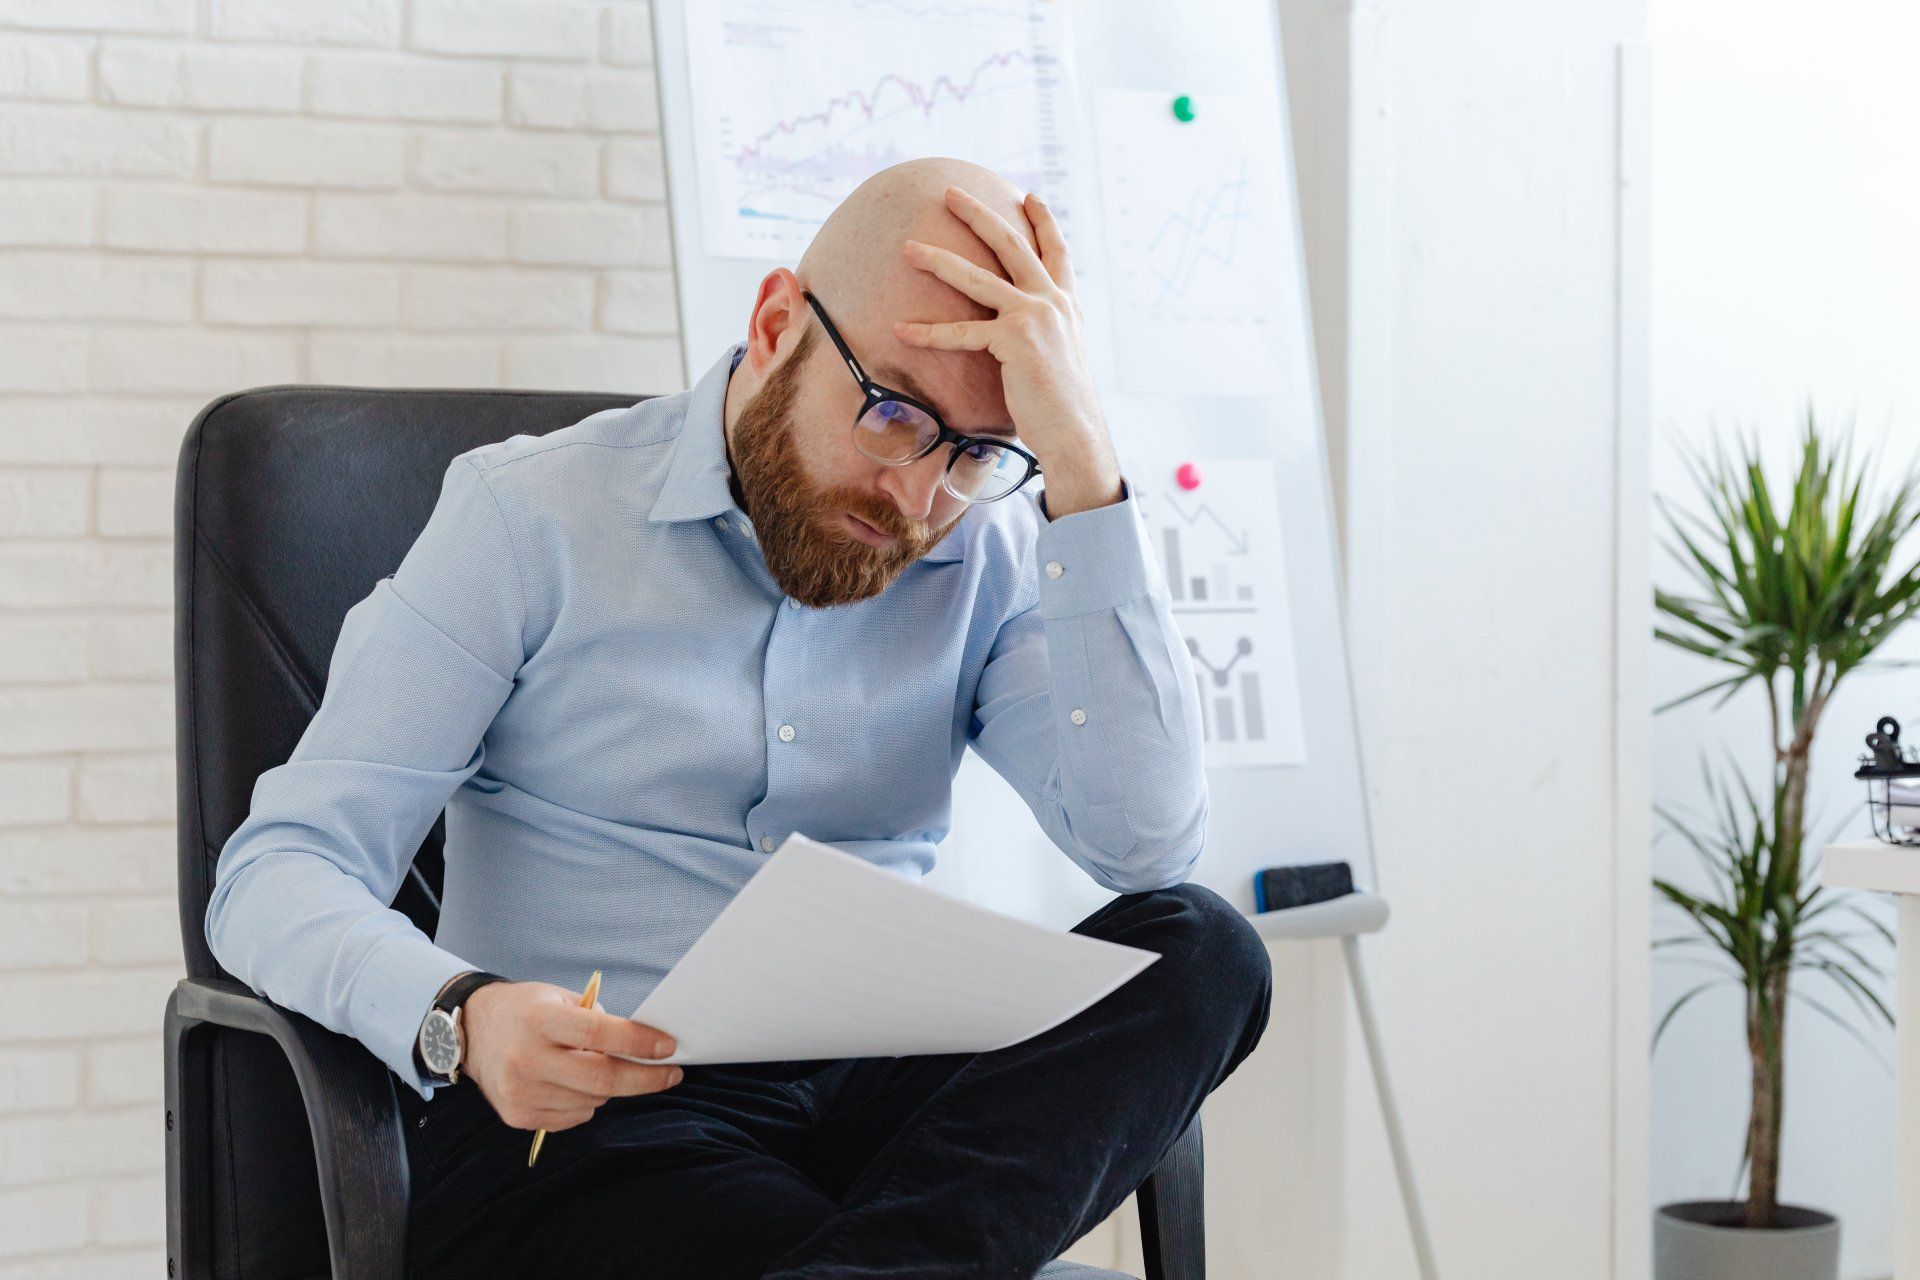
[1820,839,1920,1278]
[1821,839,1920,896]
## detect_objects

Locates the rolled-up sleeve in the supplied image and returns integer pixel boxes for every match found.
[967,477,1210,893]
[203,453,527,1100]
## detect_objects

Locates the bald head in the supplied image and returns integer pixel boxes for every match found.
[789,157,1038,431]
[798,157,1032,321]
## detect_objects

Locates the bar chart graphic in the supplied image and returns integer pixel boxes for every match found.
[1132,457,1306,768]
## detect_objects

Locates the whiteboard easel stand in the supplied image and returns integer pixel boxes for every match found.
[1252,892,1440,1280]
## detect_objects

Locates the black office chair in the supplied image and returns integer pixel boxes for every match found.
[165,383,1207,1280]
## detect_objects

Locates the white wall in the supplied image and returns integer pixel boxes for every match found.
[0,0,1663,1275]
[0,3,674,1273]
[1649,4,1920,1277]
[1339,2,1650,1277]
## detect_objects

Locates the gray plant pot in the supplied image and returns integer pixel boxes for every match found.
[1654,1200,1839,1280]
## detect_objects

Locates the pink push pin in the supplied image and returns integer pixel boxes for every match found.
[1175,461,1203,491]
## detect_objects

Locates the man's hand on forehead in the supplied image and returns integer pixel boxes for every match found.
[891,185,1122,517]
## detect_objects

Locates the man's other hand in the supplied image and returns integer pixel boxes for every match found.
[460,980,682,1131]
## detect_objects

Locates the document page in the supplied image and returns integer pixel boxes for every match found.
[612,833,1160,1066]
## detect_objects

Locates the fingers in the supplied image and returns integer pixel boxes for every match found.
[468,986,690,1133]
[529,1003,685,1098]
[1023,192,1076,293]
[544,1046,685,1099]
[490,1046,683,1125]
[892,316,992,353]
[897,186,1077,352]
[541,1002,676,1060]
[527,1057,617,1109]
[471,1050,610,1131]
[901,239,1025,313]
[943,185,1051,293]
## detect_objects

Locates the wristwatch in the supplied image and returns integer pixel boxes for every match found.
[414,969,508,1085]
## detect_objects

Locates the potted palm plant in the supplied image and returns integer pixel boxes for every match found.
[1651,410,1920,1279]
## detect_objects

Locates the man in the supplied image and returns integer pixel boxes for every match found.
[205,156,1271,1279]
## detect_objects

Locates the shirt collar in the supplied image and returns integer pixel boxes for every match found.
[648,340,966,562]
[647,341,750,526]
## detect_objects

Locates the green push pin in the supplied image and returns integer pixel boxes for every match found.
[1171,94,1195,123]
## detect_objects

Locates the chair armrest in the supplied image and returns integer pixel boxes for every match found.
[167,975,1203,1280]
[1136,1113,1204,1280]
[166,976,409,1280]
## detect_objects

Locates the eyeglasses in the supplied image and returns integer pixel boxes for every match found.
[802,289,1041,504]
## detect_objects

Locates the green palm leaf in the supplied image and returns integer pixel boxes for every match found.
[1652,406,1918,1223]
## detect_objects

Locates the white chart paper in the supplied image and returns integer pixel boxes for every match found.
[1094,87,1297,396]
[613,833,1160,1066]
[684,0,1077,262]
[1132,456,1308,768]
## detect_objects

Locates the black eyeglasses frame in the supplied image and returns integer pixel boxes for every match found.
[801,289,1041,504]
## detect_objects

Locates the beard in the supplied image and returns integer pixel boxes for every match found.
[725,327,956,608]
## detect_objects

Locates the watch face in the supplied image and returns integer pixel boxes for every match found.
[421,1010,461,1074]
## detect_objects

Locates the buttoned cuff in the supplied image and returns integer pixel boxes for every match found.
[350,932,479,1102]
[1034,476,1159,619]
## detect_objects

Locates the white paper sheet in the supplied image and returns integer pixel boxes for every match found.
[611,833,1160,1066]
[1093,87,1298,396]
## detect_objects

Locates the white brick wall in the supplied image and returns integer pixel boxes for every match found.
[0,3,681,1271]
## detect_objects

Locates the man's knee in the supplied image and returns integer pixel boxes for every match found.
[1135,881,1273,1059]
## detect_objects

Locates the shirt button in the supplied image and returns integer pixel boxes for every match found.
[1069,708,1087,725]
[777,723,796,741]
[1045,560,1064,579]
[761,835,776,853]
[713,517,728,531]
[787,598,800,609]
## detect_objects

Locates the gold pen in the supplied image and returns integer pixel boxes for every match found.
[528,969,601,1168]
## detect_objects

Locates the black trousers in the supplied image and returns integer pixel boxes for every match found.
[396,881,1273,1279]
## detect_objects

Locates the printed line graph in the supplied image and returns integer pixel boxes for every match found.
[728,52,1044,227]
[1159,487,1252,557]
[1094,87,1295,395]
[1137,158,1256,310]
[688,0,1074,259]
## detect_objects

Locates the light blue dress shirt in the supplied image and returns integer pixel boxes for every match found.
[205,340,1209,1101]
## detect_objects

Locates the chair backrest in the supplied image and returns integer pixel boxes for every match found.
[175,383,650,977]
[173,383,650,1279]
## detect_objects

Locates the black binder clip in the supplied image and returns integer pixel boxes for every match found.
[1855,716,1920,845]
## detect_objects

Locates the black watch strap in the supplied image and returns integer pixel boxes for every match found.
[433,969,508,1015]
